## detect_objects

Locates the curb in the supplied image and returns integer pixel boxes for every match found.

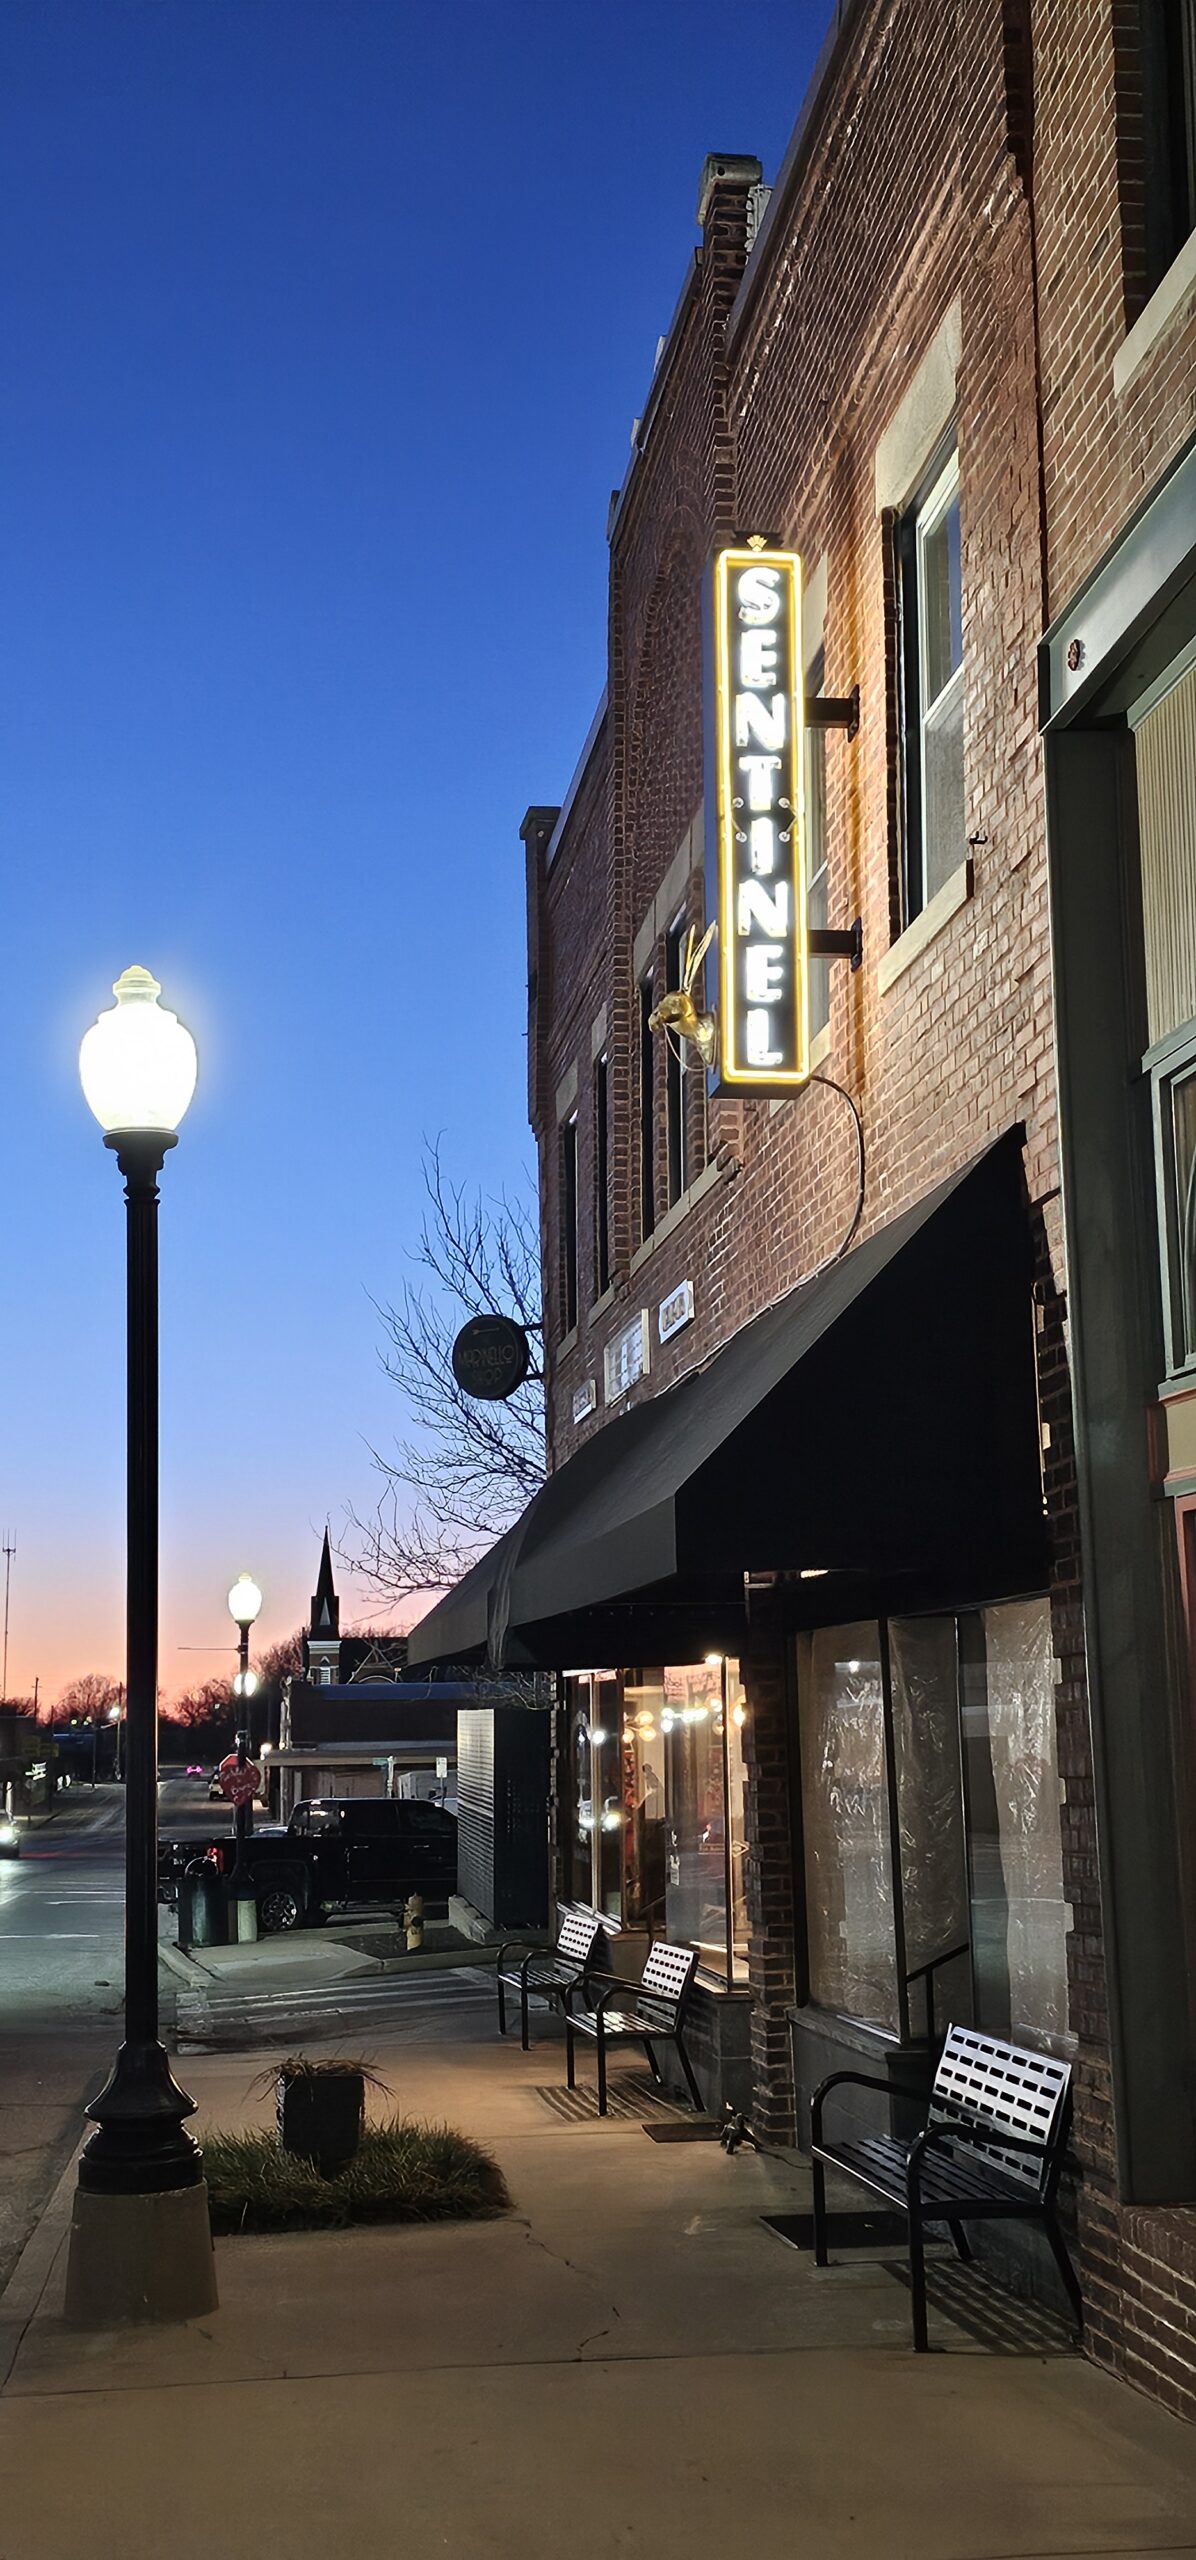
[0,2150,81,2391]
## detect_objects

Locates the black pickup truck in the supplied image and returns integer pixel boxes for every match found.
[158,1797,457,1934]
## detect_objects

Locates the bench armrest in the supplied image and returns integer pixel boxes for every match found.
[810,2068,929,2146]
[496,1940,540,1979]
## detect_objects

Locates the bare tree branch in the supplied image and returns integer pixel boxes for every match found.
[346,1139,546,1607]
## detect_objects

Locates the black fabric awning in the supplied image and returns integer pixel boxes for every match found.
[406,1130,1047,1672]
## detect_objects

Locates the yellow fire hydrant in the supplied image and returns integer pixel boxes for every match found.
[403,1892,424,1952]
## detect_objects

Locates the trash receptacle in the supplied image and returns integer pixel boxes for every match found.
[179,1856,226,1951]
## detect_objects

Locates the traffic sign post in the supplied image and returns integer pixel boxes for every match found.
[218,1751,261,1809]
[221,1737,260,1942]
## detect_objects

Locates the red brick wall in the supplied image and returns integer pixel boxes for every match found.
[523,0,1196,2410]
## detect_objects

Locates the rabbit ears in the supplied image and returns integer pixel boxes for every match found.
[682,920,716,991]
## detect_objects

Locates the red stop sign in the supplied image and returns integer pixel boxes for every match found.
[218,1753,261,1807]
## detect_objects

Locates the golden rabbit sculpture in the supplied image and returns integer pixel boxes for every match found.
[647,921,718,1069]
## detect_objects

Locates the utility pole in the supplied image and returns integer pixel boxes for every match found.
[1,1536,14,1704]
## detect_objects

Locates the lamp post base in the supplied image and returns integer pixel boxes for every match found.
[64,2181,218,2326]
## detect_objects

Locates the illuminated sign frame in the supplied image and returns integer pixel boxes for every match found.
[708,544,809,1094]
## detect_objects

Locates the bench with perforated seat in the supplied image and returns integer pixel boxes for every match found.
[810,2023,1081,2352]
[496,1908,606,2051]
[564,1938,702,2116]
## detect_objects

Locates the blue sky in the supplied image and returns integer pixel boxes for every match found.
[0,0,829,1700]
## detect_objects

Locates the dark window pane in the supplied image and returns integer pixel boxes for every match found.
[1173,1063,1196,1362]
[594,1054,610,1297]
[665,921,686,1205]
[922,490,962,706]
[640,976,655,1242]
[561,1115,578,1335]
[805,654,829,1037]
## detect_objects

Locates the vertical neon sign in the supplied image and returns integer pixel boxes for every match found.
[709,545,809,1092]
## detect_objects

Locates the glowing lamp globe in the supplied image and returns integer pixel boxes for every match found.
[233,1669,259,1700]
[79,967,198,1136]
[228,1574,262,1629]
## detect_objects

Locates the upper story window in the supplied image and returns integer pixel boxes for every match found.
[594,1052,610,1298]
[1142,0,1196,288]
[1159,1051,1196,1374]
[898,444,964,923]
[639,973,656,1245]
[664,914,689,1207]
[561,1111,579,1336]
[806,649,830,1038]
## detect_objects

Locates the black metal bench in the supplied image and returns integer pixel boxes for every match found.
[810,2023,1081,2352]
[564,1939,701,2116]
[496,1908,606,2050]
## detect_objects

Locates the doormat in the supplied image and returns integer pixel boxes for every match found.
[763,2209,909,2253]
[886,2259,1076,2355]
[642,2119,721,2143]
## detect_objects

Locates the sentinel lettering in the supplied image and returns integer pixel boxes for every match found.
[709,544,809,1090]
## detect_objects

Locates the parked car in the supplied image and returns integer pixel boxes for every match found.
[158,1796,457,1932]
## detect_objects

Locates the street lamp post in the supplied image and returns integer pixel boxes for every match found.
[226,1573,262,1943]
[65,966,217,2325]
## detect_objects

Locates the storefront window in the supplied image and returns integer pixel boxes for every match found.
[619,1659,749,1980]
[796,1603,1071,2056]
[620,1681,667,1935]
[798,1625,899,2031]
[562,1673,621,1919]
[963,1598,1071,2051]
[889,1614,972,2033]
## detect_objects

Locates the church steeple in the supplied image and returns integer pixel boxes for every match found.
[307,1529,341,1685]
[311,1529,340,1638]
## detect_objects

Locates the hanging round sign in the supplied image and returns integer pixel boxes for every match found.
[451,1314,531,1402]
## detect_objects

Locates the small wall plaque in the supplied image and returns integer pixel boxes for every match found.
[658,1279,695,1344]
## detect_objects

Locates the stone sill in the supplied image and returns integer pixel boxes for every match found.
[877,857,972,995]
[1114,231,1196,399]
[629,1154,723,1277]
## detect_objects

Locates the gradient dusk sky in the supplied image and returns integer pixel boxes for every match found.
[0,0,829,1705]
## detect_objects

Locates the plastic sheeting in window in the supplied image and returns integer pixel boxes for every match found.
[798,1624,898,2031]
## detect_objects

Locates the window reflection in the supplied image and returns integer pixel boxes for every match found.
[567,1660,749,1980]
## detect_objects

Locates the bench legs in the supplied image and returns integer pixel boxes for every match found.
[948,2220,972,2265]
[495,1973,531,2048]
[596,2013,608,2116]
[566,2017,576,2090]
[1044,2212,1084,2335]
[811,2155,829,2266]
[905,2159,930,2352]
[674,2032,704,2114]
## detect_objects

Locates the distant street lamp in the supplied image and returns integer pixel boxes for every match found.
[225,1572,262,1940]
[65,966,216,2326]
[108,1694,125,1785]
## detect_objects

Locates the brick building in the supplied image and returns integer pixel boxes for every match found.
[410,0,1196,2410]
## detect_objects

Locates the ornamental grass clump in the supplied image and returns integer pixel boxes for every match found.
[203,2114,509,2235]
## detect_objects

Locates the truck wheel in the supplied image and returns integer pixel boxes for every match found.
[258,1886,303,1934]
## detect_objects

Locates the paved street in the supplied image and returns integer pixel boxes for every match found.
[0,1785,127,2291]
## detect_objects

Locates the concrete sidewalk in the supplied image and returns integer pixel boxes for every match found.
[4,2011,1196,2560]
